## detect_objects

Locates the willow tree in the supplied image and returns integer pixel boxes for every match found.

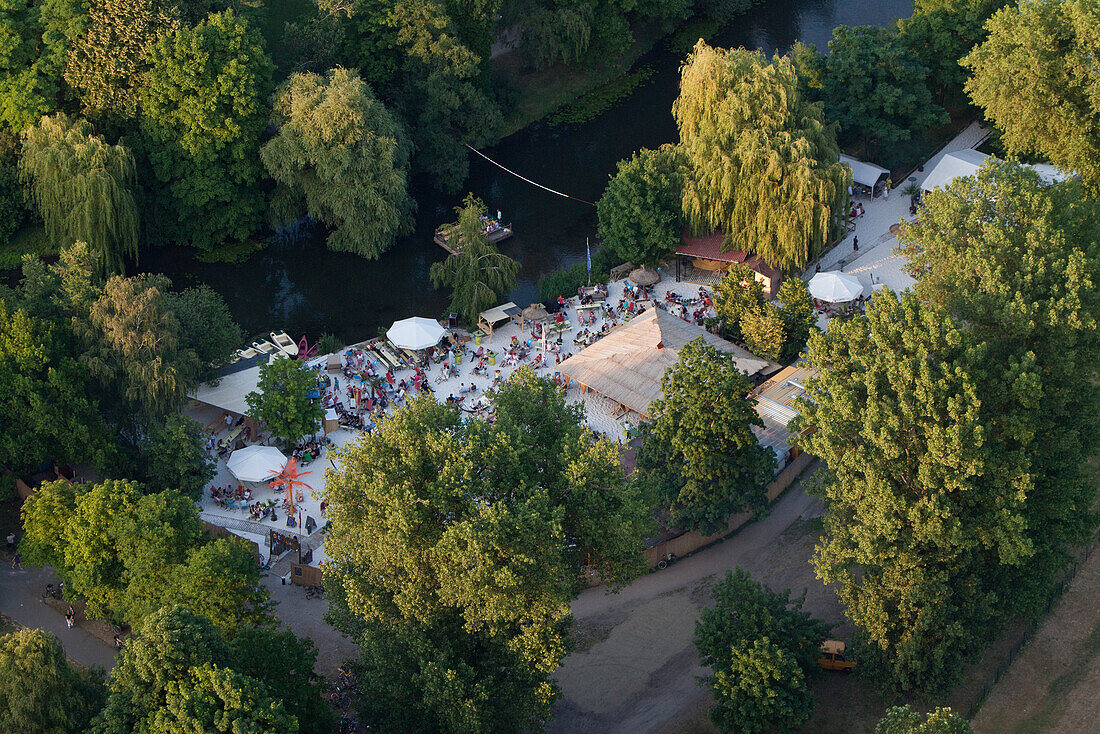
[674,42,850,272]
[19,114,139,276]
[261,67,415,258]
[430,194,518,326]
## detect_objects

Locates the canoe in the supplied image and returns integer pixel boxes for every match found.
[270,331,299,357]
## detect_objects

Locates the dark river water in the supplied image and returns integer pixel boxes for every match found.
[142,0,913,344]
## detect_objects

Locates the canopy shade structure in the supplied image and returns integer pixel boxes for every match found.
[523,303,548,321]
[839,154,889,190]
[808,272,863,303]
[921,149,987,193]
[387,317,446,350]
[226,445,286,483]
[479,302,521,327]
[629,267,660,286]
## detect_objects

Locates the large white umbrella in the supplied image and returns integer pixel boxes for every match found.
[387,317,446,350]
[226,445,286,483]
[808,272,863,303]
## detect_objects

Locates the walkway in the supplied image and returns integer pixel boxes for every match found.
[0,563,118,670]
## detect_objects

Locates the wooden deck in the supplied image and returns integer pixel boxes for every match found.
[434,222,514,254]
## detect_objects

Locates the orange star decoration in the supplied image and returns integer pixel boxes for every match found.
[270,457,313,508]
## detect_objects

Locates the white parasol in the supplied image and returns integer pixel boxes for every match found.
[387,317,447,350]
[808,271,864,303]
[226,445,287,483]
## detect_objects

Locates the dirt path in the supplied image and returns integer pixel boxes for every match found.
[971,544,1100,734]
[548,469,843,733]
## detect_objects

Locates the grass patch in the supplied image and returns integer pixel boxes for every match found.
[547,66,655,126]
[0,225,58,270]
[194,238,265,264]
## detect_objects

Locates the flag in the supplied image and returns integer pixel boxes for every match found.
[586,238,591,273]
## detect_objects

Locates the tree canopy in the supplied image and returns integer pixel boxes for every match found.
[597,144,686,269]
[429,193,519,326]
[324,369,650,728]
[874,705,973,734]
[0,629,105,734]
[963,0,1100,189]
[141,9,272,249]
[674,41,850,272]
[137,414,215,500]
[163,284,244,383]
[19,114,140,276]
[262,67,415,258]
[636,338,774,534]
[245,357,324,446]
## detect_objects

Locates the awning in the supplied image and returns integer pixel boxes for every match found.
[479,302,521,326]
[840,154,889,189]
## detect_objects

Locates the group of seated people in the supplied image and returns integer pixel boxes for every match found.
[292,437,329,464]
[211,484,251,505]
[248,503,278,522]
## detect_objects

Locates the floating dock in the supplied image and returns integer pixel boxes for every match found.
[434,221,514,254]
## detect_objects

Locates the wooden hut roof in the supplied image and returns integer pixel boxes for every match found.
[557,309,769,417]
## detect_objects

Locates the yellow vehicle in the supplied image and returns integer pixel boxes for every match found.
[818,640,857,672]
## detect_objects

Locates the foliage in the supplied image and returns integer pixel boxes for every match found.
[675,42,850,272]
[324,370,650,726]
[246,356,323,445]
[230,628,334,734]
[19,114,139,276]
[392,0,501,191]
[153,663,296,732]
[262,67,415,258]
[548,66,654,125]
[316,333,342,355]
[596,144,685,269]
[712,264,763,342]
[963,0,1100,190]
[875,705,973,734]
[0,130,25,246]
[138,415,215,500]
[164,284,244,382]
[901,162,1100,621]
[792,290,1040,691]
[740,303,785,362]
[636,339,774,533]
[430,193,519,326]
[0,300,112,471]
[695,569,827,734]
[141,10,273,249]
[898,0,1011,100]
[535,245,619,301]
[0,0,86,132]
[821,25,946,155]
[65,0,181,126]
[278,14,345,75]
[79,274,197,421]
[775,276,816,362]
[170,538,273,632]
[0,629,106,734]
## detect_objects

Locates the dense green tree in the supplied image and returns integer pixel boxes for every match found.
[0,0,86,132]
[65,0,180,126]
[141,10,273,249]
[0,300,112,471]
[675,42,850,271]
[79,274,197,421]
[597,144,685,269]
[19,479,80,570]
[512,0,594,70]
[163,284,244,383]
[333,0,402,88]
[262,67,414,258]
[901,162,1100,620]
[792,290,1038,691]
[636,338,774,533]
[153,663,296,733]
[170,538,272,632]
[776,276,815,363]
[0,130,25,245]
[898,0,1011,100]
[0,629,106,734]
[430,193,519,326]
[875,705,973,734]
[138,415,214,499]
[246,356,324,446]
[392,0,500,190]
[739,303,785,362]
[19,114,139,276]
[230,628,334,734]
[277,14,345,75]
[92,606,236,734]
[713,264,764,342]
[325,371,650,726]
[821,26,946,155]
[695,569,828,734]
[963,0,1100,189]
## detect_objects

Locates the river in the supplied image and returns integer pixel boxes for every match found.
[142,0,913,345]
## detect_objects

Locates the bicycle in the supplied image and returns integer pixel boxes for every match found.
[656,552,677,570]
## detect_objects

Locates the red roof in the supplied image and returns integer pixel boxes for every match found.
[677,229,747,263]
[744,255,779,279]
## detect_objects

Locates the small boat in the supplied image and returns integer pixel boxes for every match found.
[434,220,513,254]
[236,346,260,360]
[270,331,299,357]
[252,340,277,354]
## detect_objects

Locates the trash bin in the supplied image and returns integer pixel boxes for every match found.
[455,353,462,365]
[475,334,482,345]
[488,353,496,366]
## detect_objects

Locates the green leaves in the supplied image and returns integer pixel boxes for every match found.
[637,338,774,534]
[597,144,686,269]
[0,629,105,734]
[245,357,324,446]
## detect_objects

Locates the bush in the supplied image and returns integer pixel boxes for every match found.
[536,246,621,301]
[317,333,343,356]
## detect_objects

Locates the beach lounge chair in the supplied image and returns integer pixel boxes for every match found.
[270,331,299,357]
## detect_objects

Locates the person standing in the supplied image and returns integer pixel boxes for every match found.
[6,531,14,551]
[65,606,75,629]
[853,236,859,252]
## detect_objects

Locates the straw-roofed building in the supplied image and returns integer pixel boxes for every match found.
[557,308,770,419]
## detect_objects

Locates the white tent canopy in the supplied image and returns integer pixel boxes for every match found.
[921,149,987,192]
[808,272,863,303]
[840,154,889,190]
[387,317,446,350]
[226,445,286,483]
